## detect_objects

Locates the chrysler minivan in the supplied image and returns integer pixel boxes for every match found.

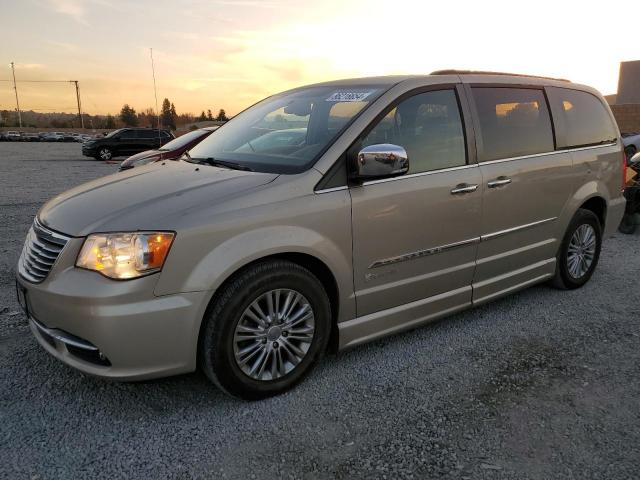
[16,71,625,399]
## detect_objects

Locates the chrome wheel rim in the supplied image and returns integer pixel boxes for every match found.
[233,289,315,381]
[567,224,596,279]
[99,149,111,160]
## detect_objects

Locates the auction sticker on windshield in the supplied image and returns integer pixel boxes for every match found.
[326,90,375,102]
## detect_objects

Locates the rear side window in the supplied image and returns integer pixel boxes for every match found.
[471,88,554,162]
[138,130,158,139]
[546,87,617,148]
[362,89,466,174]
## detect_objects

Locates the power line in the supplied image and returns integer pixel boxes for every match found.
[0,79,74,83]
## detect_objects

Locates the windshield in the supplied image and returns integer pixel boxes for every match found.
[105,129,124,138]
[159,129,210,151]
[187,85,384,173]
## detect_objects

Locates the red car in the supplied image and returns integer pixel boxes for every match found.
[118,127,218,171]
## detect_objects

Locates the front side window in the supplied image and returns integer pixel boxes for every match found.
[188,85,385,173]
[118,130,138,139]
[361,89,466,174]
[472,87,554,162]
[547,87,618,148]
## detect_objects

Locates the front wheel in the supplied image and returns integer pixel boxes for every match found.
[551,209,602,289]
[199,260,331,400]
[96,147,113,161]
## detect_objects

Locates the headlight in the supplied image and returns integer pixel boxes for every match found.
[76,232,175,279]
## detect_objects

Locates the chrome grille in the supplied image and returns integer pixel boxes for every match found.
[20,220,70,283]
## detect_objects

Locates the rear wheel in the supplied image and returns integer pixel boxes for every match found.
[199,260,331,400]
[551,209,602,289]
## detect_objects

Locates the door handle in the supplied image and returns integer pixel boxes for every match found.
[487,177,512,188]
[450,183,479,195]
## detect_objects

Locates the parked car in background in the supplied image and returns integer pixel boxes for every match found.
[5,131,21,141]
[622,132,640,159]
[23,133,40,142]
[16,72,626,400]
[38,132,49,141]
[119,127,219,170]
[82,128,174,161]
[44,132,65,142]
[78,134,94,142]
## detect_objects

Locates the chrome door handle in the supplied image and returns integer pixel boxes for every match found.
[450,183,479,194]
[487,177,512,188]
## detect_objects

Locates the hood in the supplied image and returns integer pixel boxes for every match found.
[119,149,162,168]
[39,161,278,236]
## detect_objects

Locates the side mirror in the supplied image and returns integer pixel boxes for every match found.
[352,144,409,180]
[630,151,640,166]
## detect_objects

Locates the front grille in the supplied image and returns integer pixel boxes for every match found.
[20,219,70,283]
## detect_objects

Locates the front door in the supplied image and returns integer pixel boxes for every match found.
[350,87,482,332]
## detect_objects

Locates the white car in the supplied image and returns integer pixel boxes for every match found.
[622,132,640,159]
[6,131,21,141]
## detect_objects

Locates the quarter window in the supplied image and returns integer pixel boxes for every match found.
[547,87,617,148]
[362,89,466,174]
[471,88,554,162]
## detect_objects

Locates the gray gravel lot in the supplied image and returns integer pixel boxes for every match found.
[1,142,639,479]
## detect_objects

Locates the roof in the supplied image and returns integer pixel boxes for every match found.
[430,69,571,82]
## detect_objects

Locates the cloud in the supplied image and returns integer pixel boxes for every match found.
[17,63,46,69]
[45,0,88,24]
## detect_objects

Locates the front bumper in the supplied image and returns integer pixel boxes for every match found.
[17,237,212,380]
[81,145,98,157]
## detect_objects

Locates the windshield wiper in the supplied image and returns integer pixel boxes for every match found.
[198,157,253,171]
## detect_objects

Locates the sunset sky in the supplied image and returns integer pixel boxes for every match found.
[1,0,637,117]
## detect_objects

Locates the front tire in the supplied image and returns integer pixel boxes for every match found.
[199,260,331,400]
[96,147,113,161]
[551,209,602,289]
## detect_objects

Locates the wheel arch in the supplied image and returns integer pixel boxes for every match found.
[579,196,607,229]
[197,251,343,359]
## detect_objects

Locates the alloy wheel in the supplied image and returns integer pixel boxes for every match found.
[233,289,315,381]
[567,224,596,279]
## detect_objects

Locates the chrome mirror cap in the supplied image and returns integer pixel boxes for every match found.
[354,144,409,180]
[629,151,640,166]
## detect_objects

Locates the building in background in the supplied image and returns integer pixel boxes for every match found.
[607,61,640,133]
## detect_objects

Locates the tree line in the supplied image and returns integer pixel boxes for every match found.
[119,98,228,130]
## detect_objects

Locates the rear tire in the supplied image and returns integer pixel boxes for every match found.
[551,209,602,290]
[199,260,331,400]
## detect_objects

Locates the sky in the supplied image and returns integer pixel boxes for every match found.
[0,0,637,117]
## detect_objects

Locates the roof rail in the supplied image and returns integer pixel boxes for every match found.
[430,69,570,83]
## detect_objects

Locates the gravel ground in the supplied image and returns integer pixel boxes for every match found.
[1,142,639,479]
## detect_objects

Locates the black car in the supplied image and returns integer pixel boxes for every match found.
[82,128,174,161]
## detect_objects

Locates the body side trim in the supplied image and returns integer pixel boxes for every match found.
[369,237,480,269]
[481,217,557,240]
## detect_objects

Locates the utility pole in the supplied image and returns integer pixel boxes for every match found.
[70,80,84,129]
[9,62,22,128]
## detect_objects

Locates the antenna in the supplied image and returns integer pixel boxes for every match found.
[149,48,162,148]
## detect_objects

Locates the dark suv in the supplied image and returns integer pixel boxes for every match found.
[82,128,174,161]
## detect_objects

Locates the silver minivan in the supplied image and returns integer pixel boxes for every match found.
[16,71,626,399]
